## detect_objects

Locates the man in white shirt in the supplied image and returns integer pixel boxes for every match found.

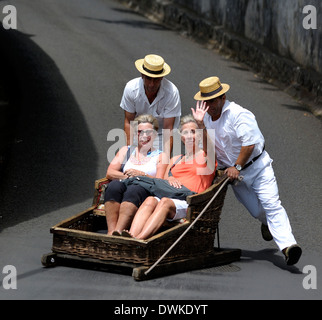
[194,76,302,266]
[120,54,181,155]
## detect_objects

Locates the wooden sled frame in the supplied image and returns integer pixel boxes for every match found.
[42,173,241,281]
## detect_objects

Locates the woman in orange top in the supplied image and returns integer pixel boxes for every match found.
[124,102,217,240]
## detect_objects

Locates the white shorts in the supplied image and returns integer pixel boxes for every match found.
[154,197,188,221]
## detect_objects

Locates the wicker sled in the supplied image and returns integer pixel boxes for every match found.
[42,173,241,280]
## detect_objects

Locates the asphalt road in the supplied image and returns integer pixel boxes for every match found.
[0,0,321,301]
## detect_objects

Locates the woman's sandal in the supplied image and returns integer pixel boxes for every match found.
[121,230,134,238]
[112,230,121,236]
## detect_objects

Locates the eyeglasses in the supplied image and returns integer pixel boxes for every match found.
[138,129,155,136]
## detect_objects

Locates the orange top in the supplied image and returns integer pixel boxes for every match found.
[170,151,217,194]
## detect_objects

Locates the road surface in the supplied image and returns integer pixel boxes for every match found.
[0,0,321,301]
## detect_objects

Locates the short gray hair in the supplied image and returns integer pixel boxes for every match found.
[179,114,197,132]
[134,114,159,131]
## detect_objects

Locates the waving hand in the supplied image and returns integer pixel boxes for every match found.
[191,101,209,127]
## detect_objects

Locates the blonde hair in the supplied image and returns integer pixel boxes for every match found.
[179,114,198,132]
[134,114,159,131]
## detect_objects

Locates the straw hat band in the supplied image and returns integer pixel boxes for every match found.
[201,85,223,98]
[194,77,230,101]
[135,54,171,78]
[142,64,164,75]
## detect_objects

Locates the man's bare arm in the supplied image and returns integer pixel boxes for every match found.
[163,117,175,159]
[124,110,136,145]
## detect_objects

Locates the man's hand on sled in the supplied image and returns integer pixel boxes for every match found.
[225,167,241,181]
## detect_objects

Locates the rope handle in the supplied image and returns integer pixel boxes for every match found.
[144,175,240,276]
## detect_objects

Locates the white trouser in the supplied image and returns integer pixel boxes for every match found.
[231,151,297,251]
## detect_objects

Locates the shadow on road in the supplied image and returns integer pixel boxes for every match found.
[81,17,168,31]
[81,6,169,31]
[241,249,302,274]
[0,28,98,231]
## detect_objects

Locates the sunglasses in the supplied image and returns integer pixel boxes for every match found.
[138,129,155,136]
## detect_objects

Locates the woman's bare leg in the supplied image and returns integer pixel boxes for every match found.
[136,198,176,240]
[114,201,138,233]
[104,201,120,235]
[129,197,158,237]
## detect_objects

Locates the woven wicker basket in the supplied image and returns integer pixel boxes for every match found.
[49,174,228,267]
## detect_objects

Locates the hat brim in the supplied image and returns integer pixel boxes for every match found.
[194,84,230,101]
[135,59,171,78]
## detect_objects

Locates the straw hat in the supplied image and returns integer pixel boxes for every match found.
[194,77,230,101]
[135,54,171,78]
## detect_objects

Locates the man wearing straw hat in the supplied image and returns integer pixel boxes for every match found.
[194,76,302,266]
[120,54,181,154]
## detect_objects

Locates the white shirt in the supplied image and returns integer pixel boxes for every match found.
[204,100,265,168]
[123,149,162,177]
[120,77,181,148]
